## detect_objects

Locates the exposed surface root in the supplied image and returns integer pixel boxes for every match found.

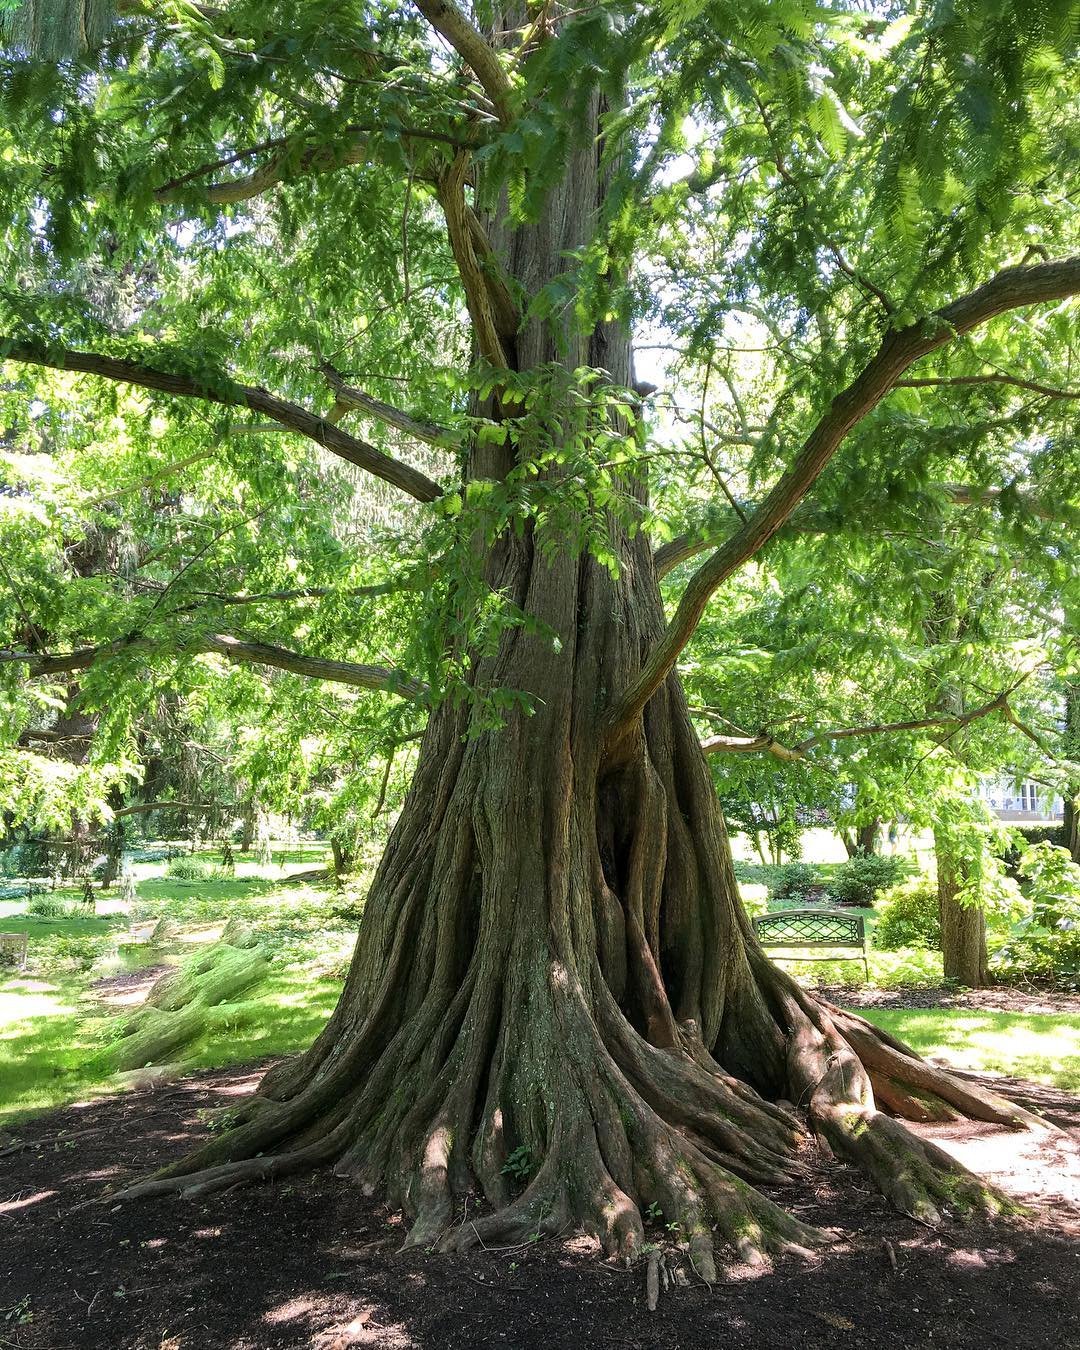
[759,956,1031,1224]
[101,936,269,1074]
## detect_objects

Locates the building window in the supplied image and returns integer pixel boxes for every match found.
[1019,782,1039,812]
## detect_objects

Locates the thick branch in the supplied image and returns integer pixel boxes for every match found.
[698,692,1017,762]
[155,127,470,206]
[1,339,444,503]
[613,257,1080,734]
[319,362,462,448]
[111,799,238,819]
[0,633,429,703]
[895,373,1080,400]
[412,0,514,124]
[699,733,805,762]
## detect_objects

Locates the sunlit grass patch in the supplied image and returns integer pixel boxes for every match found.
[0,973,114,1122]
[854,1007,1080,1093]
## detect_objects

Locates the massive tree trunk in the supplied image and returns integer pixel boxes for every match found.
[115,52,1036,1265]
[934,827,990,987]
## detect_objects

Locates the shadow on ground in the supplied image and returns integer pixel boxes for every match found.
[1,1061,1077,1350]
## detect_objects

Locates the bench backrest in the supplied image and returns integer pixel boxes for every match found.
[0,932,29,965]
[752,908,865,949]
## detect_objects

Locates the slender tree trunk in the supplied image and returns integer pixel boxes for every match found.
[117,38,1035,1260]
[330,837,352,879]
[934,827,990,986]
[240,805,256,854]
[1066,798,1080,867]
[1065,685,1080,865]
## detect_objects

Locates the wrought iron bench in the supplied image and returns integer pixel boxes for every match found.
[0,932,29,970]
[752,908,869,981]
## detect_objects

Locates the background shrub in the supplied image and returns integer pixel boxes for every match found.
[27,894,81,920]
[826,854,906,908]
[991,842,1080,987]
[874,881,941,950]
[769,862,823,906]
[166,858,234,883]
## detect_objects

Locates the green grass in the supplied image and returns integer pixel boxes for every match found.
[854,1007,1080,1094]
[0,956,348,1123]
[0,973,112,1120]
[0,839,350,1124]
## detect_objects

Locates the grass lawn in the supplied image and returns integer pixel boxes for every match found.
[854,1007,1080,1094]
[0,843,353,1124]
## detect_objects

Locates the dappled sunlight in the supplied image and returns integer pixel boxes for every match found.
[0,981,73,1028]
[0,1188,56,1213]
[917,1120,1080,1211]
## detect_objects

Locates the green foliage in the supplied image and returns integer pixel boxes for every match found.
[826,855,906,908]
[165,857,234,883]
[768,862,821,905]
[500,1144,534,1184]
[991,843,1080,986]
[874,881,941,952]
[26,893,81,920]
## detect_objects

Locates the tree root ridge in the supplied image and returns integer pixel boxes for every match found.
[754,956,1033,1225]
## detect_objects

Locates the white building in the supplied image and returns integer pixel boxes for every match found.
[978,778,1063,823]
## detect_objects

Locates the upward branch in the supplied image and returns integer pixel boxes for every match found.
[412,0,514,124]
[609,256,1080,736]
[1,339,444,504]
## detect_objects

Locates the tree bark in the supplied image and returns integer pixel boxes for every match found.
[240,805,257,854]
[842,819,880,858]
[934,827,990,987]
[330,836,353,879]
[1065,685,1080,865]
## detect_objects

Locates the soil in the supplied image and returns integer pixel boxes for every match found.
[1,1061,1077,1350]
[816,983,1080,1015]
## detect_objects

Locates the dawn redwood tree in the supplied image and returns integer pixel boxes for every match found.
[3,0,1080,1267]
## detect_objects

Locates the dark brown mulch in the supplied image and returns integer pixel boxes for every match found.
[1,1062,1078,1350]
[815,983,1080,1014]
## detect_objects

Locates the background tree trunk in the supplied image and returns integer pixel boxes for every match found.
[934,826,990,987]
[842,820,880,858]
[240,806,257,854]
[1065,684,1079,865]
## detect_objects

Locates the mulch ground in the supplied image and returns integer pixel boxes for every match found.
[1,1061,1078,1350]
[815,983,1080,1014]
